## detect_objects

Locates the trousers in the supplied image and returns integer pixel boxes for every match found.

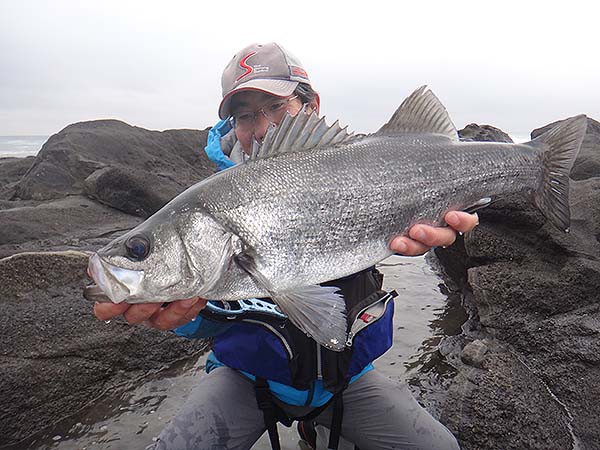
[147,366,460,450]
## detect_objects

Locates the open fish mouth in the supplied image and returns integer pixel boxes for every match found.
[87,253,144,303]
[83,283,112,303]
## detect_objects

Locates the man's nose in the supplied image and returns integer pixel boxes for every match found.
[252,113,272,143]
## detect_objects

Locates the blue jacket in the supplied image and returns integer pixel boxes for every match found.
[175,120,394,407]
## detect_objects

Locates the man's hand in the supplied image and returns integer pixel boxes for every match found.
[94,297,208,330]
[390,211,478,256]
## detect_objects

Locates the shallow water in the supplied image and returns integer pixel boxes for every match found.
[19,254,466,450]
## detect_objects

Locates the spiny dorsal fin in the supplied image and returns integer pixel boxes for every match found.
[249,106,354,160]
[376,85,458,140]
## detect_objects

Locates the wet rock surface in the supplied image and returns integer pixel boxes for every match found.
[437,118,600,450]
[0,120,214,446]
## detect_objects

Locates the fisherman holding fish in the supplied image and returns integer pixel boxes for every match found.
[93,43,481,450]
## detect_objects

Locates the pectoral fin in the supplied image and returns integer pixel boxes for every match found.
[234,253,348,351]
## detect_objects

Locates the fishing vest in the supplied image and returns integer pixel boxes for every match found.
[211,268,396,393]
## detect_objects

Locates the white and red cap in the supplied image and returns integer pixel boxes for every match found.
[218,42,311,119]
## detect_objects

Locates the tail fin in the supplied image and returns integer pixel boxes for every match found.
[529,115,587,232]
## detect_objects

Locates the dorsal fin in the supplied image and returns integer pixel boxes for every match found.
[376,86,458,140]
[249,106,354,160]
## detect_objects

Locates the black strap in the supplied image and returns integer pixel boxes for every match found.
[327,394,344,450]
[254,377,281,450]
[255,377,350,450]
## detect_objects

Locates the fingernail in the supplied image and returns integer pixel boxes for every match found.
[412,229,426,241]
[474,212,479,226]
[446,211,459,227]
[393,239,408,253]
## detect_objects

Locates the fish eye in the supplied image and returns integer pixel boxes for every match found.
[125,235,151,260]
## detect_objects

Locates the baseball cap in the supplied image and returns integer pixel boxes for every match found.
[218,42,311,119]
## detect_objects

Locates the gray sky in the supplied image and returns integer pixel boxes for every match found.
[1,0,599,139]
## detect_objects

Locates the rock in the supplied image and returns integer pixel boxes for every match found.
[4,120,215,209]
[0,156,35,190]
[461,339,489,368]
[0,195,142,259]
[435,121,600,449]
[0,120,217,446]
[442,350,572,450]
[458,124,514,143]
[84,166,183,218]
[531,116,600,180]
[0,251,208,446]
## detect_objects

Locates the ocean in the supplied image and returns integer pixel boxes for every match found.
[0,136,49,158]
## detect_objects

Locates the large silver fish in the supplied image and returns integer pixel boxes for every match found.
[86,86,587,351]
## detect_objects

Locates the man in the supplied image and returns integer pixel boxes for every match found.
[96,43,476,450]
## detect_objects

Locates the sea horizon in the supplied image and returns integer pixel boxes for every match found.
[0,135,49,158]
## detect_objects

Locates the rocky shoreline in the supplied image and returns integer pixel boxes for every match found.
[1,117,599,449]
[437,119,600,449]
[0,120,214,447]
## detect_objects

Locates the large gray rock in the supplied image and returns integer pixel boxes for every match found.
[0,120,217,257]
[0,156,35,191]
[83,166,184,218]
[3,120,215,213]
[435,119,600,450]
[0,120,216,446]
[0,251,208,446]
[458,124,514,143]
[0,195,142,259]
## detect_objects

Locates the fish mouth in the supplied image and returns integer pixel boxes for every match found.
[87,253,145,303]
[83,283,112,303]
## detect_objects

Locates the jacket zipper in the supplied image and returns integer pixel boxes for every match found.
[242,319,294,360]
[345,292,394,346]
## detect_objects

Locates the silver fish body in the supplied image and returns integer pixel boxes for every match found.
[88,86,587,350]
[197,135,541,299]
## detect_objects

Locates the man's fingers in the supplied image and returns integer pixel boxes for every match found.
[94,302,129,321]
[390,236,431,256]
[123,303,162,325]
[445,211,479,234]
[148,298,206,330]
[408,224,457,249]
[183,298,208,323]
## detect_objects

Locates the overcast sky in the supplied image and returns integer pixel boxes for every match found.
[1,0,599,139]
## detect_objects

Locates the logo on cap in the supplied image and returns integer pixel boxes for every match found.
[236,52,257,81]
[236,51,271,82]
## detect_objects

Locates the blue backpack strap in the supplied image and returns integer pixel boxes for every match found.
[199,299,287,322]
[205,118,236,171]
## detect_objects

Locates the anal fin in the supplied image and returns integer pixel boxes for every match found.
[234,253,348,351]
[272,285,347,352]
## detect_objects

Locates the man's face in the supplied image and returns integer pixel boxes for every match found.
[229,90,305,155]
